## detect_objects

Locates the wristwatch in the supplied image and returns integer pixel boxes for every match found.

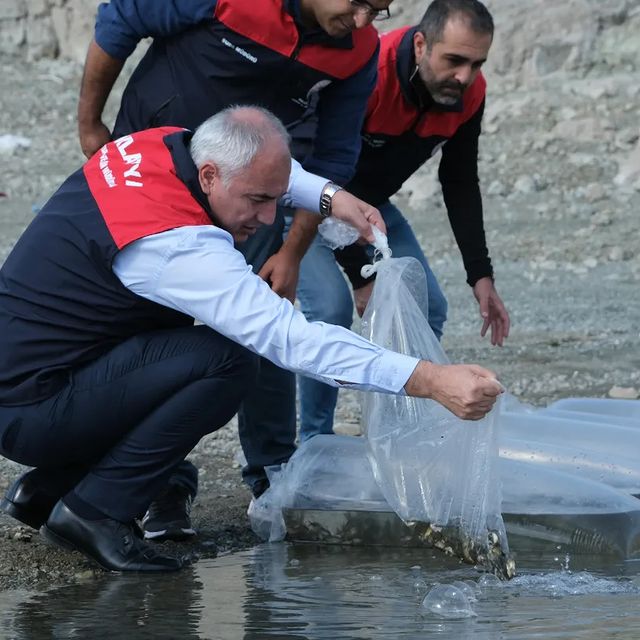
[319,182,343,218]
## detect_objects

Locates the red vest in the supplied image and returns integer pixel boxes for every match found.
[84,128,211,249]
[347,26,486,205]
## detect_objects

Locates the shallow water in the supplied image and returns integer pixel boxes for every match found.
[2,544,640,639]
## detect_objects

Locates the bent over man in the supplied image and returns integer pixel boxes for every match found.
[0,107,502,572]
[75,0,394,529]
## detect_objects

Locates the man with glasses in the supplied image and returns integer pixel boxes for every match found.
[68,0,392,543]
[350,0,391,20]
[284,0,511,443]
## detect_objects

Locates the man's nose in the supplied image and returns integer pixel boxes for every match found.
[454,65,473,86]
[352,12,370,29]
[257,202,277,226]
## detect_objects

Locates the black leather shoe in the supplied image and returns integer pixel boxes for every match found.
[41,502,184,572]
[0,469,60,529]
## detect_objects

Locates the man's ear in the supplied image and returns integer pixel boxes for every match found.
[198,162,218,195]
[413,30,427,63]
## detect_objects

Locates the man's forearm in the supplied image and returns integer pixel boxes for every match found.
[282,161,386,244]
[78,39,125,135]
[404,360,502,420]
[281,209,320,261]
[441,183,493,286]
[439,101,493,285]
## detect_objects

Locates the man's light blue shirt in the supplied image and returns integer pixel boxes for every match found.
[113,222,418,394]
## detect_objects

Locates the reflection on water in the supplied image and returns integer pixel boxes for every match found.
[2,544,640,639]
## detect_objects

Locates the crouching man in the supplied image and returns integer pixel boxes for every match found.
[0,106,501,572]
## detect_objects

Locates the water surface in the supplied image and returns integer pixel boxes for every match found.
[1,544,639,639]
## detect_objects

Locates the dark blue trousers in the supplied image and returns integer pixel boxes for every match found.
[0,325,258,522]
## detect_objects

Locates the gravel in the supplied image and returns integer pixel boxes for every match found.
[0,19,638,589]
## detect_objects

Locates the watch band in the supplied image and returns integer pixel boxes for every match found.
[319,182,343,218]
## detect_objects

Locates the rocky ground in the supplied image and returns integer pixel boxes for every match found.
[0,0,639,591]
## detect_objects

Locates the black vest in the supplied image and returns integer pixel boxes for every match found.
[0,129,211,406]
[113,0,378,142]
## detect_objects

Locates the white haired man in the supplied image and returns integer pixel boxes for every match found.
[76,0,396,531]
[0,106,501,572]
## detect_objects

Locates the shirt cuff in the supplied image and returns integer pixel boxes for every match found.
[281,159,329,213]
[374,352,421,394]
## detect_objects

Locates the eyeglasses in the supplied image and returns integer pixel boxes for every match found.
[350,0,391,21]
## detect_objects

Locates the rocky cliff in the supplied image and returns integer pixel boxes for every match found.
[2,0,638,82]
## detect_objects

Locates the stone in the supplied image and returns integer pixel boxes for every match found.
[0,0,26,20]
[0,19,26,55]
[26,14,58,60]
[614,138,640,186]
[608,246,624,261]
[531,41,575,75]
[608,386,639,400]
[583,183,607,203]
[591,210,613,227]
[0,134,31,153]
[551,118,604,142]
[514,175,535,194]
[54,0,95,63]
[487,180,508,196]
[28,0,49,18]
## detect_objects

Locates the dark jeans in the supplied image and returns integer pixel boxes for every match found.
[0,325,258,522]
[173,208,298,497]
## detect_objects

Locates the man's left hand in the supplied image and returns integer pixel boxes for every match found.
[258,249,301,303]
[330,190,387,244]
[472,277,510,346]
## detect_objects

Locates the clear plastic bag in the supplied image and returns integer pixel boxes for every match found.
[249,434,640,557]
[543,397,640,424]
[360,257,509,570]
[249,255,512,575]
[317,217,360,250]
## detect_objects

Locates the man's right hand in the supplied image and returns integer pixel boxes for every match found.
[79,121,111,159]
[404,361,502,420]
[329,190,387,243]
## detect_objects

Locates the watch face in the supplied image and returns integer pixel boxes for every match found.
[319,194,331,217]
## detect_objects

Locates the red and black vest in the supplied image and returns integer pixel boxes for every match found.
[0,129,211,405]
[113,0,379,138]
[346,26,486,205]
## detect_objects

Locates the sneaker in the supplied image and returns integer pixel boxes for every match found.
[141,484,196,542]
[252,478,270,500]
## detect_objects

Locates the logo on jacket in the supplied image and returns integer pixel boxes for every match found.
[99,145,117,188]
[362,132,387,148]
[222,37,258,63]
[115,135,144,188]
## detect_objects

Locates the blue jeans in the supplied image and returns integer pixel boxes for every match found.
[288,200,448,441]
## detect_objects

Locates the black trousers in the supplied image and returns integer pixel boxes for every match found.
[0,325,258,522]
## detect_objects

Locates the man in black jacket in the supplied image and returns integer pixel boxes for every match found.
[287,0,511,443]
